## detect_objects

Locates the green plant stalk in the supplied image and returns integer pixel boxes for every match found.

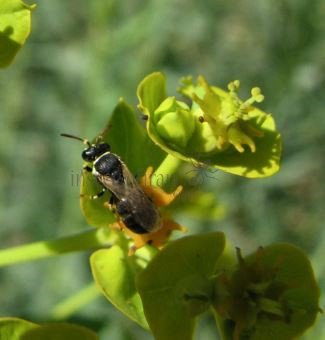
[151,153,182,187]
[52,283,100,320]
[0,227,116,267]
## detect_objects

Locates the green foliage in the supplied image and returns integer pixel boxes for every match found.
[0,318,37,340]
[136,232,235,340]
[137,73,282,178]
[69,101,319,338]
[0,0,35,67]
[91,245,155,330]
[213,245,320,340]
[0,83,321,340]
[0,317,98,340]
[0,85,320,340]
[0,1,323,339]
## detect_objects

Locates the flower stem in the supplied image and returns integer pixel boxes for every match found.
[52,283,100,320]
[151,154,181,187]
[0,227,115,267]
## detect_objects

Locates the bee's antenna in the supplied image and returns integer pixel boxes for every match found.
[60,133,91,147]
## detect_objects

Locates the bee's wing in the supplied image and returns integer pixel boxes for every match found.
[97,163,161,232]
[120,165,161,230]
[97,174,127,198]
[121,164,143,190]
[96,162,141,200]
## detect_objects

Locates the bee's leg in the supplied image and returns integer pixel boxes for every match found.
[81,165,105,199]
[80,187,106,200]
[104,194,117,212]
[109,194,118,205]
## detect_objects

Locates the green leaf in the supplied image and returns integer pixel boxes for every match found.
[80,98,165,228]
[0,318,37,340]
[106,98,166,173]
[213,244,320,340]
[137,73,282,178]
[90,245,156,329]
[136,232,235,340]
[137,72,167,115]
[249,244,320,340]
[0,317,98,340]
[0,0,35,68]
[138,73,182,164]
[80,168,115,228]
[22,324,98,340]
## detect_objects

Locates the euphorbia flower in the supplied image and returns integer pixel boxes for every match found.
[137,72,282,178]
[185,77,267,153]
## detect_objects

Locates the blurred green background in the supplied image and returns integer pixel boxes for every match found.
[0,0,324,339]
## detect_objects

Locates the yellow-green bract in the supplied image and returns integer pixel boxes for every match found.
[0,0,35,68]
[137,72,282,178]
[0,317,98,340]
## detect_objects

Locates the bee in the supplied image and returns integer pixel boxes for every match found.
[61,133,162,234]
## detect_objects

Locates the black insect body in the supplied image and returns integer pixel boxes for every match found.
[60,133,162,234]
[92,152,162,234]
[93,153,124,184]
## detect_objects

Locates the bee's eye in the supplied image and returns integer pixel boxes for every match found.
[82,147,97,162]
[81,143,110,162]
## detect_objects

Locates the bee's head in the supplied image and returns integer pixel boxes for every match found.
[81,143,110,162]
[60,133,110,162]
